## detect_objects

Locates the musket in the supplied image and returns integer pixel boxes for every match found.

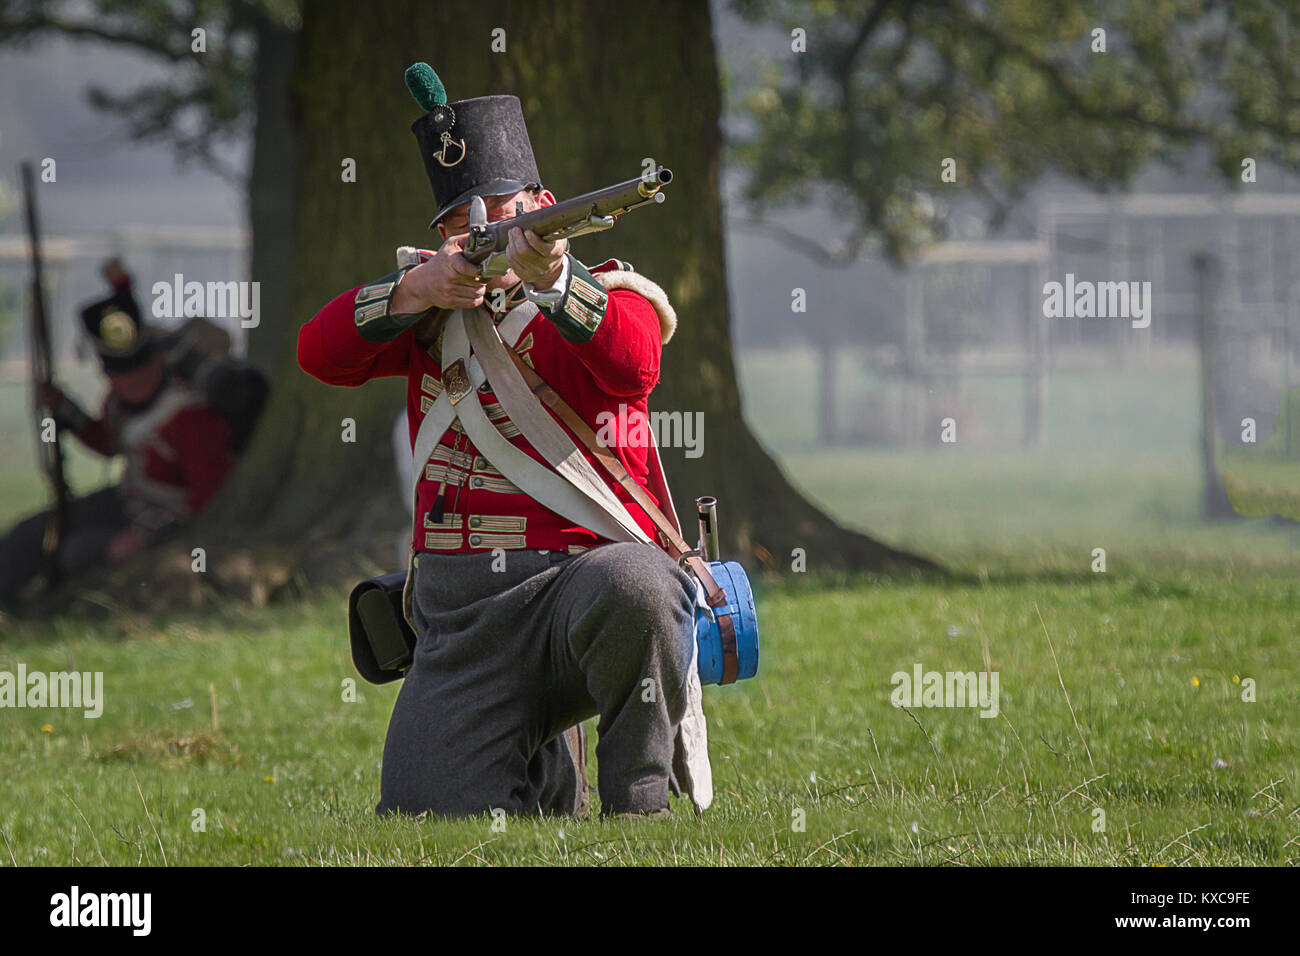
[461,167,672,277]
[696,496,720,563]
[20,160,70,588]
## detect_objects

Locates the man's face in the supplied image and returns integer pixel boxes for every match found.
[107,353,164,405]
[437,188,556,288]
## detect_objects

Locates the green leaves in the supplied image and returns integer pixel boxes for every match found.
[730,0,1300,264]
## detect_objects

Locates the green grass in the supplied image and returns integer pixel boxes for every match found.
[1,567,1296,866]
[0,349,1297,865]
[768,446,1300,577]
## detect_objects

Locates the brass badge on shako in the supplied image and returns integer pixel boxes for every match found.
[429,104,466,168]
[405,61,542,231]
[98,309,137,353]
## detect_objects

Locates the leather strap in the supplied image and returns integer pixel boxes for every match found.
[443,313,645,546]
[645,430,683,537]
[491,322,741,685]
[405,305,740,685]
[465,311,650,544]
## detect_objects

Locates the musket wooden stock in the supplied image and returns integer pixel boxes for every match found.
[462,168,672,265]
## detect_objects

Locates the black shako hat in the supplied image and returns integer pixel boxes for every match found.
[79,267,155,372]
[405,62,542,229]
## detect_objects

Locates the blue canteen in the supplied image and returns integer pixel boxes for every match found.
[694,559,759,685]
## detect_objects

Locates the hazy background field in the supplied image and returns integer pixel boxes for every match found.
[5,344,1297,574]
[738,344,1300,576]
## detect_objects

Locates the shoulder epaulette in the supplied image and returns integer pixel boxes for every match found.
[589,258,635,275]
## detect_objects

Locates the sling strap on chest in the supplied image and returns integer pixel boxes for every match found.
[399,304,724,811]
[471,313,741,687]
[409,307,740,687]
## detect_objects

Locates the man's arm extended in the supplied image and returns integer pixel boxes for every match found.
[40,384,115,456]
[501,225,663,396]
[299,235,497,386]
[297,284,414,387]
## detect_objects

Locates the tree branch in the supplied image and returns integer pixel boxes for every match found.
[0,13,190,61]
[949,5,1206,141]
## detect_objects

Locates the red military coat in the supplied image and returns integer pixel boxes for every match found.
[76,383,235,533]
[297,257,674,555]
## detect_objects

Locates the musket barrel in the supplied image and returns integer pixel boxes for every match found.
[637,167,672,198]
[462,168,673,264]
[696,496,719,563]
[20,159,70,586]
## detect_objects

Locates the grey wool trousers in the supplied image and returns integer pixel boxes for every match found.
[375,542,697,818]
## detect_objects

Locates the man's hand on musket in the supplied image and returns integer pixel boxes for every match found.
[391,233,487,313]
[391,187,568,314]
[506,227,567,290]
[37,381,89,431]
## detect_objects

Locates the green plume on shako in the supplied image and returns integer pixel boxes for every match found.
[404,62,447,110]
[405,59,544,230]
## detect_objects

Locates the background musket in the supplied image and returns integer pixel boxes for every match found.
[462,167,672,275]
[20,160,70,589]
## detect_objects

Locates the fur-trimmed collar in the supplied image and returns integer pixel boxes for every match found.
[590,268,677,345]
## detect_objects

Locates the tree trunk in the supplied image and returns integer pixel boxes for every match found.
[194,0,936,593]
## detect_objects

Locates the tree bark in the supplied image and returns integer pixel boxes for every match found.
[195,0,937,589]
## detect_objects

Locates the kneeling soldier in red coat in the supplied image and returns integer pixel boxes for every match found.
[298,64,702,819]
[0,262,237,605]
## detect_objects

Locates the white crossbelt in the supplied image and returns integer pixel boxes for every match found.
[402,300,713,812]
[407,301,534,507]
[408,304,651,547]
[464,309,651,543]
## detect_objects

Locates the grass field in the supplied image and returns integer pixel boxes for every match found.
[0,349,1297,865]
[1,568,1295,865]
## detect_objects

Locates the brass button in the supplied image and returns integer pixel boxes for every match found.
[469,535,482,546]
[469,517,481,528]
[472,477,483,488]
